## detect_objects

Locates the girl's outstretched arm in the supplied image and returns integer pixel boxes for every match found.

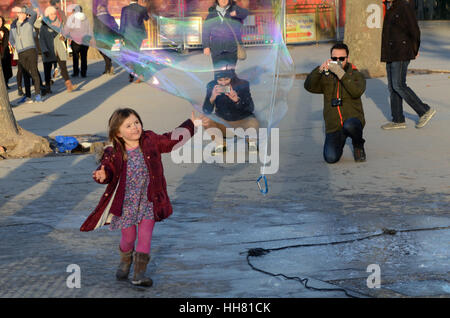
[156,112,202,154]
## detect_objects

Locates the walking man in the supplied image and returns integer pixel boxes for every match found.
[380,0,436,130]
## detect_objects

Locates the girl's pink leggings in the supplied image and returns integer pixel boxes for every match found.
[119,219,155,254]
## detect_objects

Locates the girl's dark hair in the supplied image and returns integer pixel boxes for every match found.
[108,108,143,160]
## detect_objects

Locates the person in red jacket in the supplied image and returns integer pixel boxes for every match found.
[80,108,201,287]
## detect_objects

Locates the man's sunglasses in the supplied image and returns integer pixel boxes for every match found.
[331,56,347,61]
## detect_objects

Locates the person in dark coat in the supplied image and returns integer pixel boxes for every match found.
[202,67,259,155]
[40,6,77,93]
[119,0,149,82]
[0,16,12,89]
[380,0,436,130]
[202,0,249,71]
[39,20,58,94]
[94,4,120,75]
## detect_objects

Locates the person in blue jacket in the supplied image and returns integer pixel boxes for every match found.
[202,67,259,155]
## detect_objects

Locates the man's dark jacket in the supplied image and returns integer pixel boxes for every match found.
[203,77,254,122]
[304,63,366,134]
[381,0,420,62]
[119,2,149,50]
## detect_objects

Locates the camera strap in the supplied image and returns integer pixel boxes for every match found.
[336,80,343,127]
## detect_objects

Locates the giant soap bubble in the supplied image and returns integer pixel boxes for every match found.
[32,0,294,189]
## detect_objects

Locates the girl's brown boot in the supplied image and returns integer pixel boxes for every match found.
[131,252,153,287]
[116,247,133,281]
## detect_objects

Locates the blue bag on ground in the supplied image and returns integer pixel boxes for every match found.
[55,136,78,153]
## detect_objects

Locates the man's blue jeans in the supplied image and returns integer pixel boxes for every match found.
[323,118,365,164]
[386,60,430,123]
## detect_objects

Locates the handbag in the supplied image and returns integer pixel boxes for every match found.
[221,11,247,60]
[237,42,247,60]
[10,44,18,66]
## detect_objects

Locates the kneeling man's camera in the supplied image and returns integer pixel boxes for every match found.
[331,98,342,107]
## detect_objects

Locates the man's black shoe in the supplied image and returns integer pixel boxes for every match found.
[354,147,366,162]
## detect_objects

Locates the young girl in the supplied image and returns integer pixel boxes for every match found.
[80,108,200,287]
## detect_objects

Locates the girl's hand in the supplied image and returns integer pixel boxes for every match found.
[93,165,107,183]
[226,87,239,103]
[191,112,211,127]
[191,111,204,127]
[230,11,237,17]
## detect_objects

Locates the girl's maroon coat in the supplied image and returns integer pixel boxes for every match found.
[80,119,194,232]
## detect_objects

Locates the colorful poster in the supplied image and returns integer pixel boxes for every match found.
[157,17,203,46]
[285,13,316,43]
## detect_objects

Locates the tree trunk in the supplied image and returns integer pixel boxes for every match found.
[0,63,51,159]
[344,0,386,78]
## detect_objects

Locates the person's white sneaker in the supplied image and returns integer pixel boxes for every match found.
[211,144,226,156]
[248,141,258,154]
[415,108,436,128]
[380,122,407,130]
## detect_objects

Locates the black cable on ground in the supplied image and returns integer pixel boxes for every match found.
[246,248,359,298]
[244,226,450,298]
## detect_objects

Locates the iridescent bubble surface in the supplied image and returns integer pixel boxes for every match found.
[32,0,294,132]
